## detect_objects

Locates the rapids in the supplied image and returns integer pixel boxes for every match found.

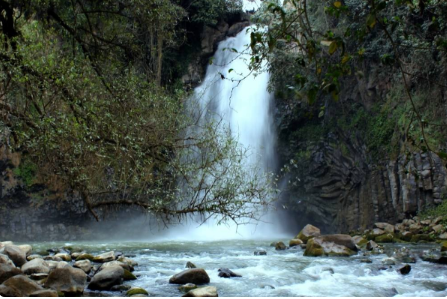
[29,240,447,297]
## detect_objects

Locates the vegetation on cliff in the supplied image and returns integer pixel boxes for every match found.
[0,0,277,225]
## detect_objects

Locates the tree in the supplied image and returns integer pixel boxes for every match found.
[250,0,447,160]
[0,0,277,225]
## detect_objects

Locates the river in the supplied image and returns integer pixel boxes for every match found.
[28,240,447,297]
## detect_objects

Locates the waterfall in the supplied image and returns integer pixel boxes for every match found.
[158,1,288,241]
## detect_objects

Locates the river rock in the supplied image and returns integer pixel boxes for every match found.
[304,234,358,257]
[179,283,198,293]
[18,244,33,256]
[0,241,13,249]
[409,223,422,233]
[76,253,94,261]
[366,240,379,251]
[55,253,72,262]
[71,252,82,260]
[370,228,386,237]
[186,261,197,269]
[169,268,210,285]
[1,275,43,297]
[118,256,138,268]
[74,259,92,273]
[297,224,321,243]
[29,273,49,280]
[375,233,394,243]
[111,284,132,291]
[183,286,218,297]
[275,242,287,250]
[360,258,372,263]
[382,258,396,265]
[441,242,447,252]
[29,289,59,297]
[44,266,87,296]
[21,258,50,275]
[44,256,63,262]
[421,251,447,264]
[218,268,242,278]
[401,231,414,241]
[0,263,22,284]
[0,253,15,267]
[88,265,124,290]
[0,245,27,267]
[126,287,149,296]
[433,224,443,233]
[433,216,444,225]
[27,254,43,261]
[93,251,115,263]
[123,269,137,280]
[352,236,368,247]
[100,260,132,272]
[439,233,447,240]
[375,223,395,233]
[289,239,303,247]
[399,264,411,275]
[254,250,267,256]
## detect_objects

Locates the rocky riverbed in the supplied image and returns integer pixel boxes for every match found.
[1,218,447,297]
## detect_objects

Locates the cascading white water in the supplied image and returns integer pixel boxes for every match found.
[162,6,288,241]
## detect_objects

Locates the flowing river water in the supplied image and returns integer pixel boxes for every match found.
[27,240,447,297]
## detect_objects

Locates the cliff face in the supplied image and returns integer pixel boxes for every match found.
[276,70,447,233]
[0,143,92,241]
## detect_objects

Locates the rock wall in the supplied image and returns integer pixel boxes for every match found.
[0,142,92,241]
[275,79,447,234]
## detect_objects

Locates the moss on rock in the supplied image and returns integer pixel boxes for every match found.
[375,234,394,243]
[126,288,148,297]
[123,269,137,281]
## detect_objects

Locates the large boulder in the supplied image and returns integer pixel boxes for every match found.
[183,286,218,297]
[21,258,50,275]
[0,245,27,267]
[0,263,22,284]
[18,244,33,257]
[93,251,115,263]
[296,224,321,243]
[44,266,87,296]
[73,259,92,273]
[169,269,210,285]
[88,265,124,290]
[375,233,394,243]
[366,240,379,251]
[0,275,43,297]
[304,235,358,257]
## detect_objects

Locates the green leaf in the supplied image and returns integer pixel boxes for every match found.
[366,14,377,29]
[329,42,338,55]
[228,69,234,73]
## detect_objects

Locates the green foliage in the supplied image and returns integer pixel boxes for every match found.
[419,196,447,226]
[189,0,243,25]
[13,159,37,188]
